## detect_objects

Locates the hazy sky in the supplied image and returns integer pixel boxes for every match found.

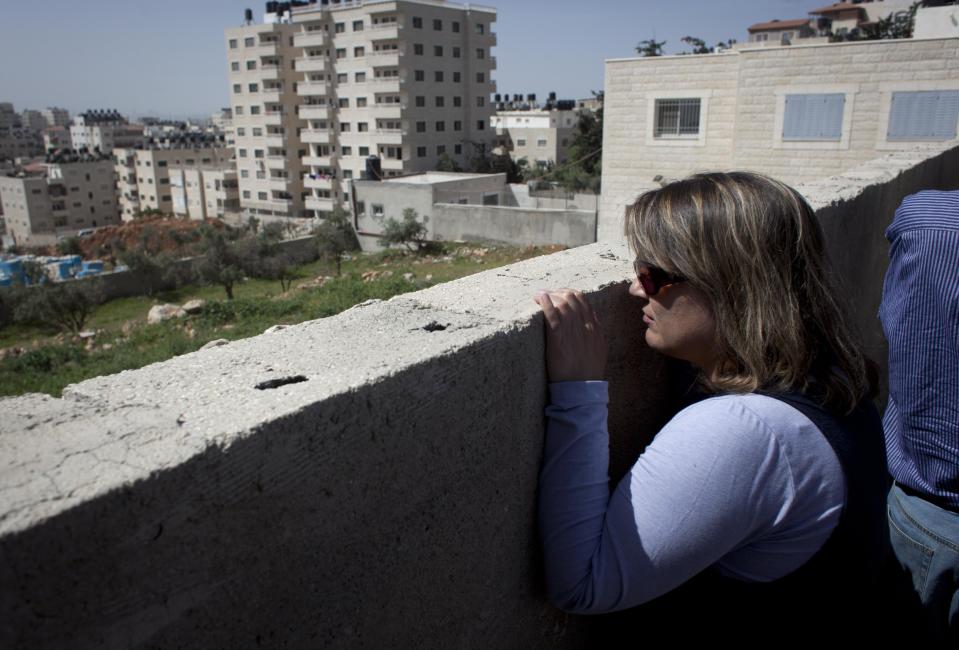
[0,0,830,120]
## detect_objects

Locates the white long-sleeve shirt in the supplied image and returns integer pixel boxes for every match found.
[538,381,846,614]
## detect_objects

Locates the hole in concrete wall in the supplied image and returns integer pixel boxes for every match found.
[255,375,308,390]
[422,321,448,332]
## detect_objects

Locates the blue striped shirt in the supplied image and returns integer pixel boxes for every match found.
[879,189,959,511]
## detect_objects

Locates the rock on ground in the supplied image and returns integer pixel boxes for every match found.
[147,304,187,325]
[182,299,207,315]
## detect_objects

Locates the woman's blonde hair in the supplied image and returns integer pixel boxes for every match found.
[625,171,876,413]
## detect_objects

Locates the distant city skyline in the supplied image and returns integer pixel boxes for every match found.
[1,0,834,120]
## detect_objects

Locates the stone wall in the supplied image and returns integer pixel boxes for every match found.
[2,146,958,647]
[431,203,596,247]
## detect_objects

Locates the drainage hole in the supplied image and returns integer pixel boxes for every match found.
[422,321,448,332]
[256,375,308,390]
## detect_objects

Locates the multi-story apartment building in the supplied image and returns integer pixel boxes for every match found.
[20,110,48,132]
[43,126,72,151]
[43,107,71,128]
[598,36,959,241]
[0,103,20,131]
[113,136,233,220]
[492,96,579,169]
[168,163,240,220]
[0,151,119,247]
[225,0,496,220]
[70,110,144,153]
[0,128,44,161]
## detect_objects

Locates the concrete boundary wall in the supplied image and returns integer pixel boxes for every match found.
[431,203,597,247]
[72,235,319,303]
[2,145,958,646]
[0,242,684,648]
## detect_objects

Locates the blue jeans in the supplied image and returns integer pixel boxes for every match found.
[887,482,959,639]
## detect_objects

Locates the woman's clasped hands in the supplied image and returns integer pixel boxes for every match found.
[533,289,608,382]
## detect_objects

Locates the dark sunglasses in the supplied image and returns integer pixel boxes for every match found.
[633,260,687,296]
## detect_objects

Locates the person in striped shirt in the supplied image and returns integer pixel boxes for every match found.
[880,190,959,639]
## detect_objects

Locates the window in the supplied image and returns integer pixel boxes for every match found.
[373,204,384,216]
[231,62,240,71]
[358,122,368,132]
[335,22,345,33]
[244,37,254,47]
[453,47,461,58]
[353,20,364,31]
[355,72,366,82]
[435,96,445,107]
[234,106,244,115]
[359,146,370,156]
[453,72,461,83]
[453,120,462,131]
[249,83,258,92]
[537,139,547,147]
[337,73,348,84]
[436,121,445,132]
[416,121,426,132]
[476,72,485,83]
[887,90,959,141]
[241,169,249,178]
[415,95,425,107]
[356,97,367,108]
[233,84,242,94]
[335,48,346,59]
[243,190,251,199]
[516,138,526,147]
[476,48,485,59]
[229,38,238,49]
[476,23,485,35]
[453,96,462,107]
[258,191,268,200]
[342,146,352,156]
[236,127,246,136]
[415,69,425,82]
[782,94,844,141]
[254,149,264,158]
[654,98,701,138]
[246,60,256,70]
[452,21,460,33]
[433,19,442,30]
[477,97,485,107]
[435,71,444,83]
[434,45,443,57]
[476,120,485,130]
[354,46,365,57]
[340,122,350,132]
[158,160,168,167]
[337,98,348,108]
[437,145,446,155]
[417,146,427,158]
[250,105,261,115]
[413,16,422,28]
[414,43,424,55]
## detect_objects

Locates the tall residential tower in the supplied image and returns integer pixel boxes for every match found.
[225,0,496,220]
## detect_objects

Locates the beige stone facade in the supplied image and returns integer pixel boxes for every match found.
[492,108,578,169]
[168,165,240,220]
[70,111,144,154]
[599,37,959,241]
[113,143,234,221]
[0,156,119,247]
[225,0,496,220]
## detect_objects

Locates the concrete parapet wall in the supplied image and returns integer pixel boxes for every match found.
[432,203,596,247]
[0,242,684,648]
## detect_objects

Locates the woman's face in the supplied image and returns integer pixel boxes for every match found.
[629,265,719,375]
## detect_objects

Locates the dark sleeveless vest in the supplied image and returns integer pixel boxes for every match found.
[592,391,892,643]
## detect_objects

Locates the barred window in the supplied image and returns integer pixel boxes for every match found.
[653,98,701,138]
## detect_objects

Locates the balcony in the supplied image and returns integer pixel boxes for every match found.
[300,106,332,121]
[296,57,329,73]
[302,155,333,167]
[380,157,405,171]
[265,157,289,169]
[264,134,287,148]
[305,195,336,212]
[297,82,331,97]
[374,129,406,146]
[370,103,405,119]
[301,130,331,145]
[366,49,402,67]
[242,197,293,213]
[369,22,403,40]
[263,111,286,126]
[251,41,280,57]
[367,78,402,94]
[293,31,326,48]
[303,175,335,190]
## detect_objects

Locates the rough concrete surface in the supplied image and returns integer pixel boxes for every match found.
[0,241,684,649]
